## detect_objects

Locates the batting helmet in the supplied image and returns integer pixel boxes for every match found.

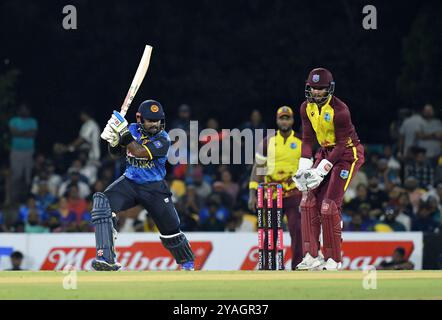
[136,100,166,134]
[136,100,165,122]
[305,68,335,105]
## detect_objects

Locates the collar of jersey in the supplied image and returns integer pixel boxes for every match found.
[276,129,295,139]
[308,95,333,112]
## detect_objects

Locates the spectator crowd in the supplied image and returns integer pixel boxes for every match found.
[0,103,441,235]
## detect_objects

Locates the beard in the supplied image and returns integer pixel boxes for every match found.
[143,124,160,135]
[279,126,291,133]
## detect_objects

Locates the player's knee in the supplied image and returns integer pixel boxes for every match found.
[91,192,112,222]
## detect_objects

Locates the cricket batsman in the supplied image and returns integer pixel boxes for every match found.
[248,106,303,269]
[93,100,195,271]
[293,68,365,270]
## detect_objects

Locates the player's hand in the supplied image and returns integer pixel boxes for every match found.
[101,124,119,147]
[293,169,308,192]
[304,169,323,190]
[108,110,129,136]
[303,159,333,190]
[248,192,257,212]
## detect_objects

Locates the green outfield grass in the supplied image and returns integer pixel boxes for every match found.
[0,271,441,300]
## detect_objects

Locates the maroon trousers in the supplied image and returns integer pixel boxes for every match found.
[303,144,365,262]
[312,144,365,208]
[272,192,303,270]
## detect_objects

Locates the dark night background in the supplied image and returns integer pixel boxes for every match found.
[0,0,441,156]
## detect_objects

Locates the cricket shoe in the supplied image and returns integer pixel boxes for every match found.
[295,253,323,271]
[319,258,342,271]
[180,261,195,271]
[91,258,122,271]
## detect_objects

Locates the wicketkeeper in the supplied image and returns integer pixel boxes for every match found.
[93,100,195,271]
[293,68,365,270]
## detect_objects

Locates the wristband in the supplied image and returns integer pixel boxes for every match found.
[249,181,259,190]
[120,131,135,147]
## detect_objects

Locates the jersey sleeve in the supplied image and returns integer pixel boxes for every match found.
[300,102,314,158]
[143,135,170,159]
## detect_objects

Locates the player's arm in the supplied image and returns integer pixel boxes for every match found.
[126,136,170,160]
[299,103,314,170]
[325,107,353,165]
[300,102,314,159]
[108,144,126,159]
[292,104,315,191]
[303,107,353,190]
[108,110,170,159]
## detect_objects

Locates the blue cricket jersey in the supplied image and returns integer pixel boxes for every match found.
[124,123,171,184]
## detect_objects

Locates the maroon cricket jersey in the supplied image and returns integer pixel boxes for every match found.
[299,96,360,165]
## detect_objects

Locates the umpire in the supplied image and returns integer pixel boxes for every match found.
[94,100,195,271]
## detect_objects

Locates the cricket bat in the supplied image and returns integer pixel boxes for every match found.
[101,45,153,140]
[120,44,153,117]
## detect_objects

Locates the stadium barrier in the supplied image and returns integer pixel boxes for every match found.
[0,232,423,270]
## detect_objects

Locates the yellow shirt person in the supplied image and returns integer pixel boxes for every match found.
[248,106,304,269]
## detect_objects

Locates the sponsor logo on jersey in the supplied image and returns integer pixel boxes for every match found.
[290,142,297,149]
[153,140,163,148]
[127,156,154,169]
[324,112,331,122]
[340,170,349,179]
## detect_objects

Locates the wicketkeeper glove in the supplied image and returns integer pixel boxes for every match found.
[304,159,333,190]
[292,157,314,191]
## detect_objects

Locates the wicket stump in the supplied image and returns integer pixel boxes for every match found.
[257,183,284,270]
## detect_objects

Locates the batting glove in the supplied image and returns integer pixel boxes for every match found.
[101,124,119,147]
[108,110,129,136]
